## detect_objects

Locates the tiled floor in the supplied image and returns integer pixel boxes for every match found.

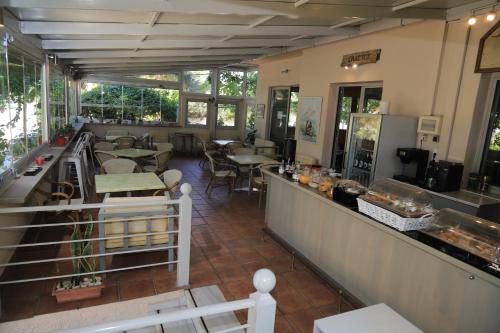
[0,156,356,332]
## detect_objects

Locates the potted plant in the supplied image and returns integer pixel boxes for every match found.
[52,218,104,303]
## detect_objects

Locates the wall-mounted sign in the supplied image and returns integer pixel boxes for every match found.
[341,49,381,68]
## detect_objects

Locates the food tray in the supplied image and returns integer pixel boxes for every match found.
[357,198,433,231]
[360,194,429,218]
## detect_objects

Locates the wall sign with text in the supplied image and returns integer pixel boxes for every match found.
[341,49,381,68]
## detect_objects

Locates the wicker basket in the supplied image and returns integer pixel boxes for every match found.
[357,198,433,231]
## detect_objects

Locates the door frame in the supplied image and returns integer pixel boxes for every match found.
[266,85,299,141]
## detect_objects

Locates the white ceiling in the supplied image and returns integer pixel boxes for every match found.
[0,0,491,75]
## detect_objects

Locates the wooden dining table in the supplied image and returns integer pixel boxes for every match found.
[226,154,278,193]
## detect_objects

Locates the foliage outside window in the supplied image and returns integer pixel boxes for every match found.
[0,48,43,173]
[246,70,258,97]
[245,104,257,131]
[288,91,299,128]
[80,82,179,124]
[136,73,179,82]
[216,104,237,128]
[183,70,211,94]
[67,79,78,124]
[49,69,65,136]
[218,70,244,97]
[186,101,208,126]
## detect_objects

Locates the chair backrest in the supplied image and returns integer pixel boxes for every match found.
[154,150,171,171]
[156,142,174,152]
[116,136,136,149]
[161,169,183,194]
[205,152,216,174]
[233,147,255,155]
[94,142,115,151]
[102,158,138,174]
[95,151,118,166]
[226,142,243,154]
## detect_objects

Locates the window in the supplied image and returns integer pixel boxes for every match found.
[80,82,179,124]
[245,104,257,132]
[218,70,244,97]
[216,103,237,128]
[480,80,500,189]
[0,48,43,174]
[186,101,208,126]
[246,70,258,97]
[183,70,211,94]
[136,73,179,82]
[67,79,78,124]
[49,68,65,135]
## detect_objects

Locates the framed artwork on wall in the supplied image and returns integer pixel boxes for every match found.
[299,97,322,143]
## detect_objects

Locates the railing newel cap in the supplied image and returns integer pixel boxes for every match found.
[180,183,192,196]
[253,268,276,294]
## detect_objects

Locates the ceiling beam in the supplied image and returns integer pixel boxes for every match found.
[446,0,497,21]
[248,15,275,28]
[69,55,254,64]
[329,18,366,29]
[55,48,282,59]
[0,0,290,16]
[20,21,358,37]
[392,0,431,12]
[76,61,239,69]
[294,0,310,8]
[41,38,314,50]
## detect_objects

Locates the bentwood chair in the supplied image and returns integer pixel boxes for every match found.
[135,133,151,149]
[115,136,136,149]
[231,147,255,185]
[155,142,174,153]
[197,137,218,169]
[94,142,115,151]
[95,151,118,172]
[252,163,280,208]
[205,152,237,198]
[142,150,170,174]
[154,169,183,198]
[102,158,139,174]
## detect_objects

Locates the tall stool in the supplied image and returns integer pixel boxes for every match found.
[58,135,89,201]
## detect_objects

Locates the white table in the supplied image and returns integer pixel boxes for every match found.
[226,154,278,193]
[213,139,238,146]
[95,172,165,195]
[313,304,423,333]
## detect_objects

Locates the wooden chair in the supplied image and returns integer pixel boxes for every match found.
[252,163,280,208]
[154,169,183,198]
[197,137,219,169]
[94,142,115,151]
[142,150,170,174]
[34,180,75,206]
[135,133,151,149]
[102,158,139,174]
[205,152,237,198]
[115,136,136,149]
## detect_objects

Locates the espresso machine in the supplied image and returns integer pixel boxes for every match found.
[393,148,429,185]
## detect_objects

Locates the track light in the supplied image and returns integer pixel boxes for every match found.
[467,16,477,25]
[486,11,496,21]
[352,63,358,69]
[344,66,349,70]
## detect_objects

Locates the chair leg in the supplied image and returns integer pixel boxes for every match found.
[258,186,263,208]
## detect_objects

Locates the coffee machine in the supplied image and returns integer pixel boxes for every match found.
[393,148,429,185]
[424,159,464,192]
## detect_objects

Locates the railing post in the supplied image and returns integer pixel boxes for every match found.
[177,183,192,287]
[247,269,277,333]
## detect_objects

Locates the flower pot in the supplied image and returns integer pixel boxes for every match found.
[55,136,67,146]
[52,281,104,303]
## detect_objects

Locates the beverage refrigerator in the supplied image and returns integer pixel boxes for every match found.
[343,113,418,187]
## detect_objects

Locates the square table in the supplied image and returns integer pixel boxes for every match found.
[313,303,423,333]
[226,154,278,193]
[112,148,157,159]
[95,172,165,194]
[213,139,238,146]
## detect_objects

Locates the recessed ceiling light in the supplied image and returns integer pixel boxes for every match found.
[344,66,349,70]
[468,16,477,25]
[486,11,496,21]
[352,64,358,69]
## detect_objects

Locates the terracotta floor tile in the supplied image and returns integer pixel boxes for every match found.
[283,270,322,290]
[223,279,255,299]
[275,314,296,333]
[214,265,250,283]
[35,294,79,316]
[119,278,155,300]
[189,269,221,288]
[299,283,340,307]
[285,307,323,333]
[274,289,312,314]
[78,285,119,308]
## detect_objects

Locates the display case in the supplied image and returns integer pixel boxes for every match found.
[422,209,500,265]
[332,180,367,208]
[361,179,433,218]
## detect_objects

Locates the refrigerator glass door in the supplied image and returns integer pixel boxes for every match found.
[344,114,382,187]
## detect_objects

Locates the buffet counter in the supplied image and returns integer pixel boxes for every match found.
[262,168,500,333]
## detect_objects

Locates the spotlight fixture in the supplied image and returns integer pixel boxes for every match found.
[468,16,477,25]
[352,63,358,69]
[344,66,349,70]
[486,11,496,22]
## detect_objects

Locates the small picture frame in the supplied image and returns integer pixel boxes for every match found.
[257,104,265,118]
[417,115,442,135]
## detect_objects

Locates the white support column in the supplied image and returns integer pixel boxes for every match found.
[176,183,192,287]
[247,269,277,333]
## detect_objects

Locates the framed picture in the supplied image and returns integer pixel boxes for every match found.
[256,104,265,118]
[299,97,322,143]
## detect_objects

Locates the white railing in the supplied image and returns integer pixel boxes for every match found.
[53,269,277,333]
[0,183,192,287]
